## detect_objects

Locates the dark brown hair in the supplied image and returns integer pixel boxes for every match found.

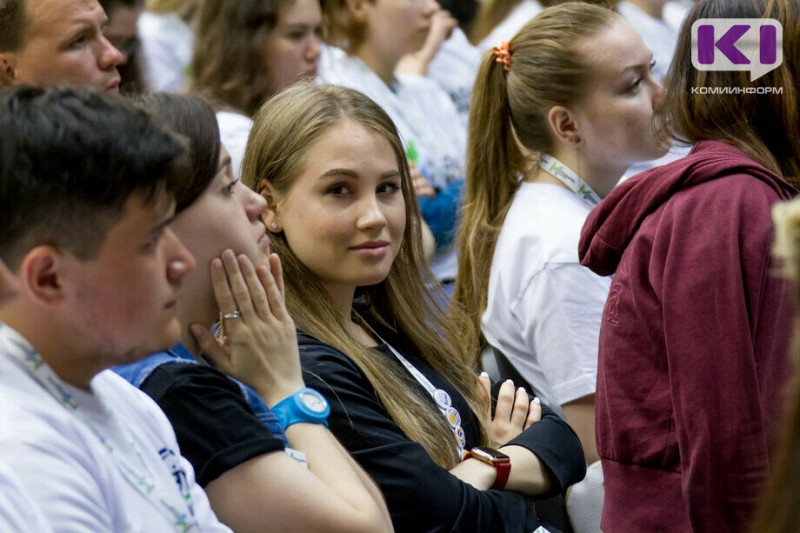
[191,0,287,116]
[659,0,800,186]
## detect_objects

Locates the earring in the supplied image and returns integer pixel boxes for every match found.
[271,222,278,230]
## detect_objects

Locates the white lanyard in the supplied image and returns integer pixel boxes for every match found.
[0,325,200,532]
[354,314,467,459]
[539,153,602,207]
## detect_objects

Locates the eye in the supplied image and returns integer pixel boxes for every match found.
[649,59,657,72]
[328,184,352,196]
[224,178,240,195]
[628,77,643,93]
[141,230,164,253]
[70,33,89,48]
[378,181,401,195]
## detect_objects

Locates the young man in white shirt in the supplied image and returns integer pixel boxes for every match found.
[0,85,229,532]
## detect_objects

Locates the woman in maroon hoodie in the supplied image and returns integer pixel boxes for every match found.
[579,0,800,531]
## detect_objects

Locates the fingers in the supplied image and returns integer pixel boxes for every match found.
[509,386,530,427]
[190,324,231,373]
[238,254,270,320]
[218,250,257,321]
[269,253,285,298]
[525,397,542,428]
[493,379,516,422]
[477,371,492,413]
[257,260,290,323]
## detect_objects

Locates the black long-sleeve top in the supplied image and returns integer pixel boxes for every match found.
[298,325,586,533]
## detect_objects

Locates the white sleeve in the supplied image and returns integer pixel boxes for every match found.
[514,262,610,406]
[0,436,116,531]
[0,462,52,532]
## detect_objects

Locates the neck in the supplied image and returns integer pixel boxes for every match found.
[533,145,624,199]
[325,283,376,345]
[625,0,666,20]
[0,306,98,389]
[354,44,401,87]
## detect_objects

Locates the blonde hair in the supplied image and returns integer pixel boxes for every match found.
[243,83,487,468]
[453,3,619,342]
[754,198,800,532]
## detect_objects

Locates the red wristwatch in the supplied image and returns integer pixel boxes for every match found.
[464,446,511,489]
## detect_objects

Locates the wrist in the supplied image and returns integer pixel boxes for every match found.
[464,446,511,490]
[271,387,330,430]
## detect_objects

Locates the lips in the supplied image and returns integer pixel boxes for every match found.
[350,240,389,250]
[107,78,121,93]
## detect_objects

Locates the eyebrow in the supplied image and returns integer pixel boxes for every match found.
[217,155,232,173]
[621,53,656,73]
[318,168,401,180]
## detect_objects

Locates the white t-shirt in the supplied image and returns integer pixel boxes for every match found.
[428,28,482,131]
[0,324,230,532]
[217,110,254,180]
[138,11,194,92]
[482,183,610,415]
[0,462,51,532]
[477,0,542,52]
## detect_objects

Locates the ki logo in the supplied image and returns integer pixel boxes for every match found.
[691,18,783,81]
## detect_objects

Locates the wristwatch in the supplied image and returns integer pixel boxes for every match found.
[464,446,511,489]
[272,387,330,430]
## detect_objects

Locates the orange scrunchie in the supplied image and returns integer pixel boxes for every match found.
[494,41,511,72]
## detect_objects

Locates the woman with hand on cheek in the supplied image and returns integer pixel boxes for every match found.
[115,93,392,533]
[243,82,586,532]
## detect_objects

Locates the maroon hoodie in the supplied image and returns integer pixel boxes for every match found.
[579,141,796,532]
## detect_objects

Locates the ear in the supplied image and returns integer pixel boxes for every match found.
[16,246,68,306]
[259,181,282,232]
[547,105,582,147]
[0,53,18,85]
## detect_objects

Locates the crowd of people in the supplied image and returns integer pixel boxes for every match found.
[0,0,799,531]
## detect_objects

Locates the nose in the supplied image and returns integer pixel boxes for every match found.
[244,187,268,221]
[164,228,196,283]
[649,77,664,107]
[423,0,440,16]
[356,194,388,231]
[99,34,124,71]
[307,32,322,63]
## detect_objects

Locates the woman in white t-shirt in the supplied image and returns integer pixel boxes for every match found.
[454,3,667,463]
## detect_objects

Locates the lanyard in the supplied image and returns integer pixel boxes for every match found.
[539,154,602,207]
[353,314,467,459]
[0,324,200,532]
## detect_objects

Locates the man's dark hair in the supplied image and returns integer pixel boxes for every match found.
[0,0,26,51]
[0,85,189,267]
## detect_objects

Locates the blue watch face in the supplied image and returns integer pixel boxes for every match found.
[300,391,328,414]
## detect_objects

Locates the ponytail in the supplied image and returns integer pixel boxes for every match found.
[453,44,527,349]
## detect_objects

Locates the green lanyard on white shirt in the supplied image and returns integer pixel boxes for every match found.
[0,324,200,532]
[539,154,602,208]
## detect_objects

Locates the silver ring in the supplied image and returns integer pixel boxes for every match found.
[222,310,242,320]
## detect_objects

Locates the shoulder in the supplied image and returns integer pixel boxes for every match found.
[297,333,365,376]
[666,172,785,223]
[495,185,588,267]
[93,370,179,437]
